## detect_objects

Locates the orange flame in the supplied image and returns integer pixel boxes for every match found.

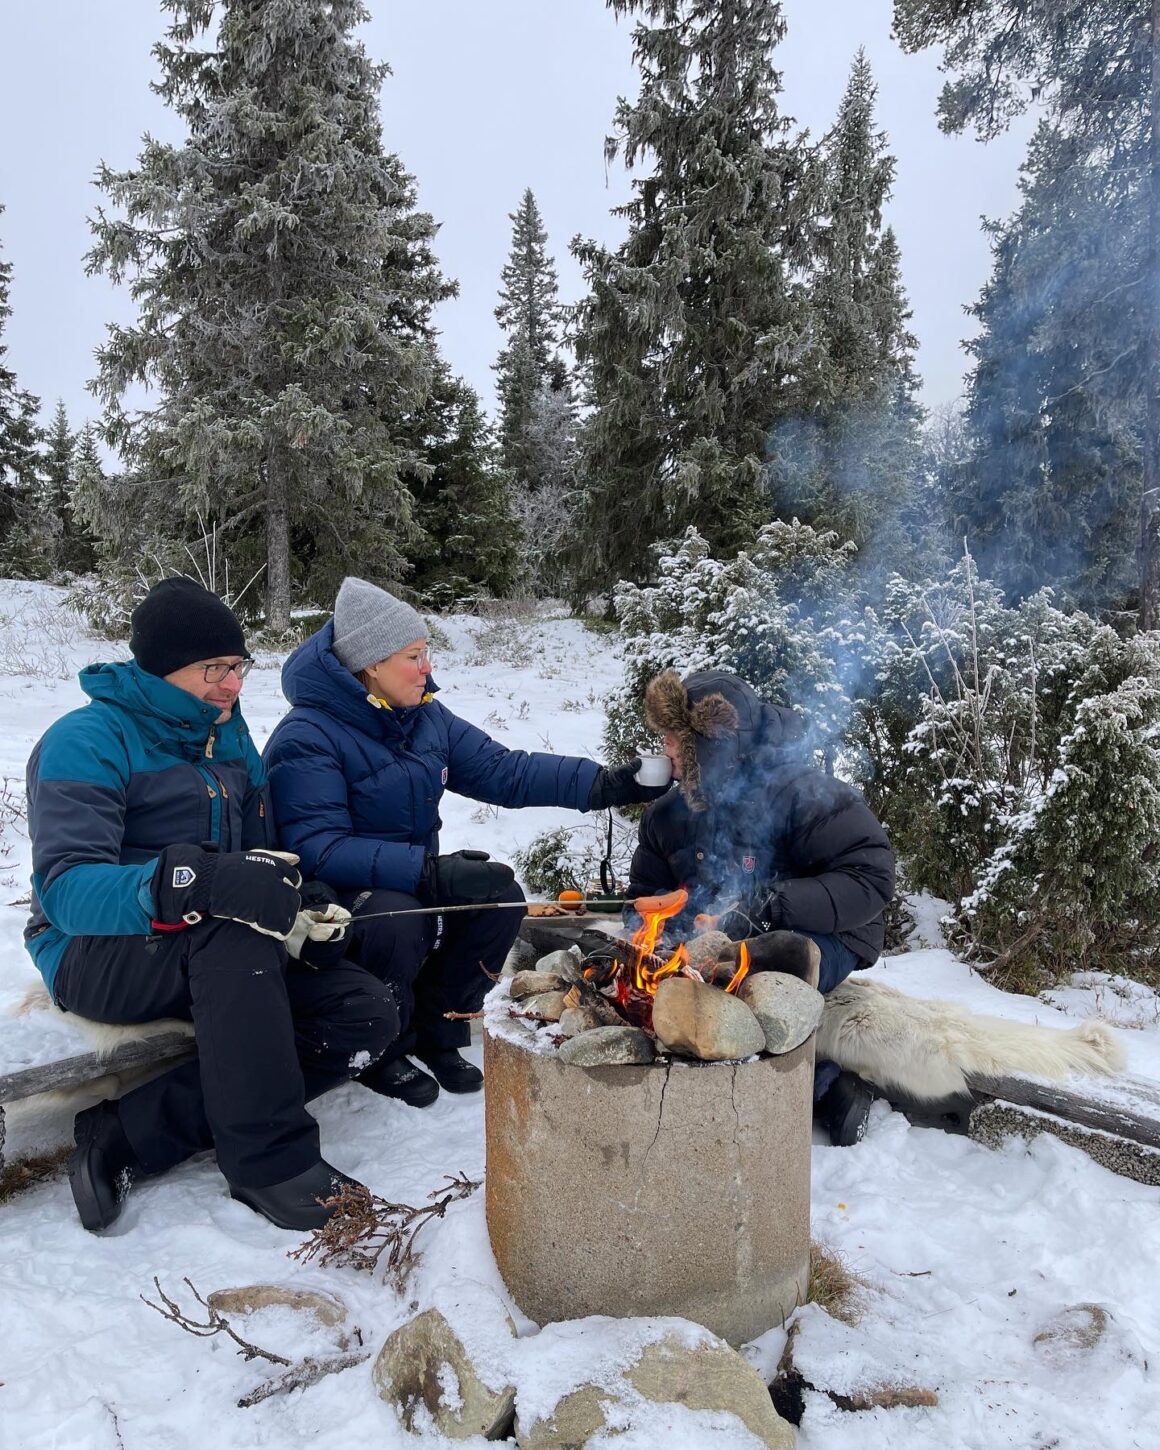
[629,888,689,994]
[724,940,750,995]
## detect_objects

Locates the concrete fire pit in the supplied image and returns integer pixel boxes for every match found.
[483,1011,813,1347]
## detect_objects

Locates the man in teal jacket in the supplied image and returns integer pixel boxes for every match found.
[25,578,398,1232]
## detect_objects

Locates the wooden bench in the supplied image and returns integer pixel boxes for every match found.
[0,1016,194,1172]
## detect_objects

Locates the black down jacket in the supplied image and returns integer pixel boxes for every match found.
[625,670,895,965]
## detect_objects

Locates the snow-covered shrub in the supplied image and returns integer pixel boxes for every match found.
[955,634,1160,989]
[852,556,1101,902]
[602,521,868,766]
[514,815,637,899]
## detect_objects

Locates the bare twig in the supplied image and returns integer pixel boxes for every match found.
[442,1010,484,1021]
[236,1350,370,1408]
[289,1175,481,1291]
[141,1278,291,1365]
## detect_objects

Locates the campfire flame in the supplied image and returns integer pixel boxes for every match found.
[579,888,753,1031]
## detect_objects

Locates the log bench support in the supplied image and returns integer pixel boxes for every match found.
[0,1033,194,1174]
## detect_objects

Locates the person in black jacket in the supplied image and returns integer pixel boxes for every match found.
[625,669,896,1145]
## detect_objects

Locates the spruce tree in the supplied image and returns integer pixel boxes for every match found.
[87,0,455,630]
[951,123,1144,615]
[0,208,42,570]
[570,0,817,601]
[770,52,927,582]
[893,0,1160,627]
[39,401,97,575]
[407,364,519,605]
[494,189,569,489]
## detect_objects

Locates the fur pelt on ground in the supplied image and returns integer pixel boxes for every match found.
[818,977,1126,1101]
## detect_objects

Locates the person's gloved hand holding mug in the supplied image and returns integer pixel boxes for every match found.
[419,849,516,906]
[587,759,671,811]
[152,844,302,939]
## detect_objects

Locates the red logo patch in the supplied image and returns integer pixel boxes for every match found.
[742,856,756,873]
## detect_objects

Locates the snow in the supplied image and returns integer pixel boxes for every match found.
[1,580,1159,1449]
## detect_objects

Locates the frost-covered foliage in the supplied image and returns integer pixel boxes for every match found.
[605,530,1160,988]
[859,550,1160,986]
[602,521,867,766]
[955,636,1160,989]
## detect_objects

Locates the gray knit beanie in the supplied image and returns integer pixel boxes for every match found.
[331,577,428,674]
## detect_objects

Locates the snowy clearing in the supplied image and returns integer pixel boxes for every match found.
[0,581,1157,1449]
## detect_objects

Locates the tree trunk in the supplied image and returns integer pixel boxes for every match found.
[1140,0,1160,630]
[265,445,291,634]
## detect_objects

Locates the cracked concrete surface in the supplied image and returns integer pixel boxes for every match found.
[484,1029,813,1346]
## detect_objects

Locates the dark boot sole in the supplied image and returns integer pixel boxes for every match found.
[69,1143,125,1232]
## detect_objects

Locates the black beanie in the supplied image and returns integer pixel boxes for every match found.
[130,578,248,678]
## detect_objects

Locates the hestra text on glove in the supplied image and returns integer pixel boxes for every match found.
[152,845,303,939]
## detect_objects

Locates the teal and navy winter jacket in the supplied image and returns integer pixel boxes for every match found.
[263,621,600,893]
[25,660,272,992]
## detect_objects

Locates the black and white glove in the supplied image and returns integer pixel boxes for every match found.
[587,759,671,811]
[285,880,352,963]
[152,844,302,940]
[419,849,515,906]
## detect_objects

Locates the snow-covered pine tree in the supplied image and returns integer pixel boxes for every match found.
[893,0,1160,627]
[949,123,1143,618]
[86,0,455,630]
[38,401,96,576]
[0,208,43,575]
[570,0,818,602]
[769,52,928,584]
[406,364,519,607]
[494,189,570,486]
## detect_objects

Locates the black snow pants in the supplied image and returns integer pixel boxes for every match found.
[339,881,526,1055]
[52,918,399,1187]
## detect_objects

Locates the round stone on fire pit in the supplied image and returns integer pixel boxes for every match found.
[514,990,569,1022]
[683,929,733,973]
[509,970,567,1001]
[651,976,766,1061]
[557,1004,610,1038]
[739,971,825,1055]
[535,946,585,982]
[557,1024,656,1067]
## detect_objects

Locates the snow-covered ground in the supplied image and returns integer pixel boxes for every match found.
[0,579,1157,1449]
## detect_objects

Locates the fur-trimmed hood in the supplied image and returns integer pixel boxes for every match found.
[643,669,803,810]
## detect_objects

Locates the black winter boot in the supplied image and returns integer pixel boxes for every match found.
[816,1070,875,1147]
[359,1054,440,1108]
[419,1048,483,1094]
[69,1100,141,1232]
[229,1160,361,1230]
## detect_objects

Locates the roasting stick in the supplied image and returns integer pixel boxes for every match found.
[343,887,689,924]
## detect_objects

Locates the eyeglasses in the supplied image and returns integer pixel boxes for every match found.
[199,658,254,683]
[395,649,431,670]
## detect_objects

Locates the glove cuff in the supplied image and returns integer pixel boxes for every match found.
[152,844,214,925]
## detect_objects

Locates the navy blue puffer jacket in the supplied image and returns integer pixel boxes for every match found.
[263,622,601,893]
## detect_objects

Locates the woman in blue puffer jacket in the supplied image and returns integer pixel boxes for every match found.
[264,577,665,1107]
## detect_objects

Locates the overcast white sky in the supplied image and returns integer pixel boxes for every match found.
[0,0,1030,439]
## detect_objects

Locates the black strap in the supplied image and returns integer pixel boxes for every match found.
[600,809,616,895]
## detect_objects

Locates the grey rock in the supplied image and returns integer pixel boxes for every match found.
[509,971,567,1001]
[557,1025,656,1067]
[206,1285,347,1327]
[514,990,569,1022]
[535,947,584,982]
[684,929,733,974]
[514,1328,795,1449]
[652,977,766,1061]
[557,1005,609,1038]
[738,972,824,1055]
[373,1307,516,1440]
